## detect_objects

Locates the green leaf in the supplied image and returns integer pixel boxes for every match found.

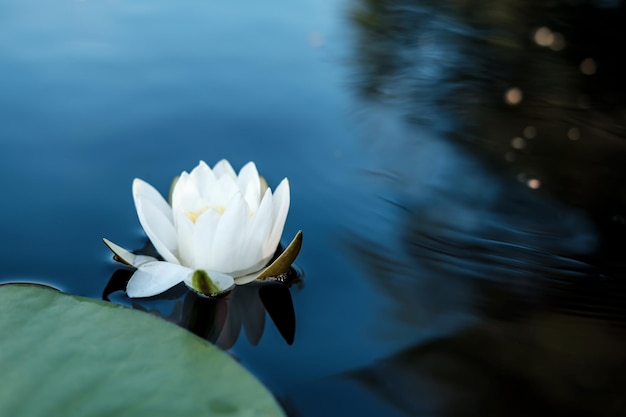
[0,284,285,417]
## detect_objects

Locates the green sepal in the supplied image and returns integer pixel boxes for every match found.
[257,230,303,280]
[191,270,220,296]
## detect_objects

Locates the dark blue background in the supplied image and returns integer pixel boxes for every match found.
[2,0,626,416]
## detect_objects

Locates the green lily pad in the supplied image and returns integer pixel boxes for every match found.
[0,284,285,417]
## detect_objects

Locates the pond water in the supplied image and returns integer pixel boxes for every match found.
[2,0,626,416]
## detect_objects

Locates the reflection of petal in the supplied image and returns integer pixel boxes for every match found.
[215,296,242,350]
[127,261,193,298]
[102,268,133,301]
[181,291,229,343]
[236,285,266,346]
[260,283,296,345]
[164,299,185,324]
[104,268,298,347]
[131,298,186,325]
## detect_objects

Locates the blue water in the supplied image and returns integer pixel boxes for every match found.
[2,0,626,416]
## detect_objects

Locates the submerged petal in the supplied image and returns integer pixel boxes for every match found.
[126,261,194,298]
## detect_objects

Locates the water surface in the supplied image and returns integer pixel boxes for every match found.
[2,0,626,416]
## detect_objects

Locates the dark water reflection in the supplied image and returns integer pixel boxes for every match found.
[2,0,626,416]
[104,267,298,349]
[333,0,626,416]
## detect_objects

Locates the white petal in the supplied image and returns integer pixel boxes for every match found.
[249,189,274,249]
[266,178,290,258]
[171,172,204,215]
[134,188,180,265]
[216,175,239,204]
[126,261,193,298]
[212,159,237,180]
[234,229,302,283]
[233,189,274,276]
[175,211,196,268]
[230,257,271,278]
[132,178,173,223]
[194,209,222,271]
[182,269,235,294]
[234,271,261,285]
[211,193,250,274]
[237,162,261,212]
[102,238,158,267]
[189,161,219,201]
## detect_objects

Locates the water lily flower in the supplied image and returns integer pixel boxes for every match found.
[104,159,301,298]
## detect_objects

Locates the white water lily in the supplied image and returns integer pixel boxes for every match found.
[104,159,292,298]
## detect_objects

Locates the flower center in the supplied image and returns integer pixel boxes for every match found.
[185,205,225,223]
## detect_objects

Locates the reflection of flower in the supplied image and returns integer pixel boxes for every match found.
[104,160,299,298]
[181,283,297,349]
[102,268,297,349]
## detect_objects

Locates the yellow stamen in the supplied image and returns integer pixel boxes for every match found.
[185,205,226,223]
[185,206,209,224]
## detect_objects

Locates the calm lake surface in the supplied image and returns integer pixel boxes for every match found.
[2,0,626,416]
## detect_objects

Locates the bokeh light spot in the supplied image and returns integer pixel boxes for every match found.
[568,127,581,140]
[527,179,541,189]
[511,137,526,149]
[580,58,597,75]
[505,87,523,105]
[523,126,537,139]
